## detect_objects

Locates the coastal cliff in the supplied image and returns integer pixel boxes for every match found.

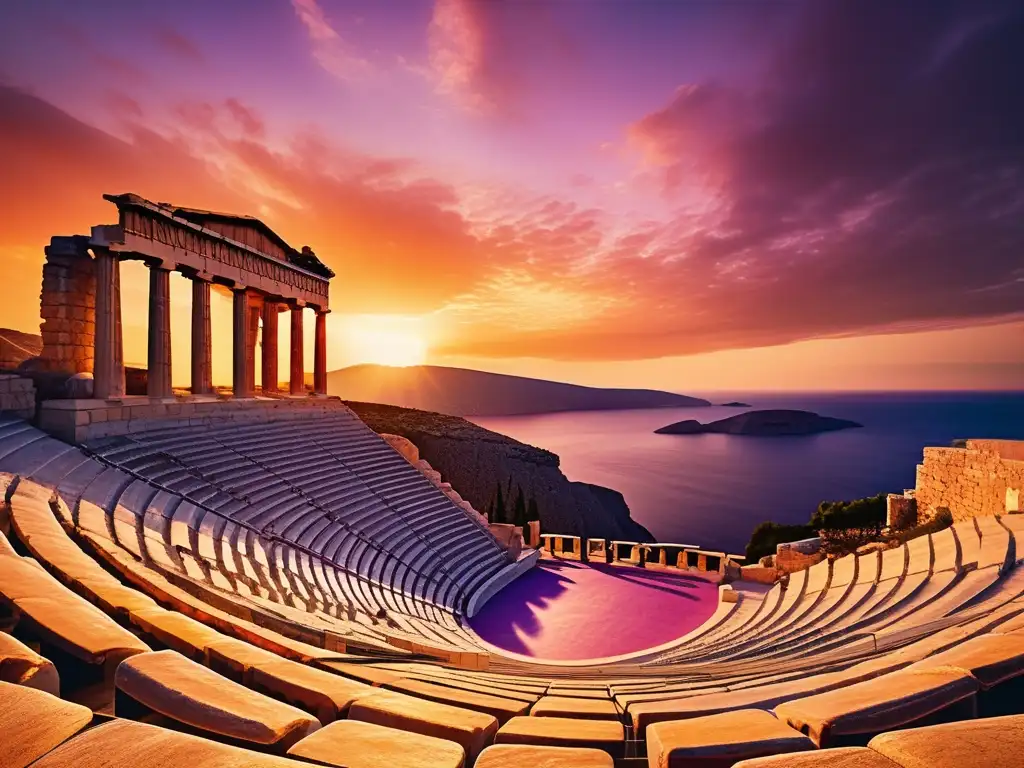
[347,401,654,542]
[331,364,710,416]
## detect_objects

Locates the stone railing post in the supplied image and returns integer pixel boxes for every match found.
[190,276,213,395]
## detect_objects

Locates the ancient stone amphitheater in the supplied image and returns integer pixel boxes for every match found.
[2,196,1023,767]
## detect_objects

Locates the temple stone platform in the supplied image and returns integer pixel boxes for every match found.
[468,560,719,661]
[38,394,346,444]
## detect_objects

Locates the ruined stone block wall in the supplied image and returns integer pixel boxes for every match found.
[0,375,36,419]
[914,441,1024,523]
[37,237,96,375]
[886,494,918,529]
[774,547,826,574]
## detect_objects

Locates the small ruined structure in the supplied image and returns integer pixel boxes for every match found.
[890,439,1024,526]
[37,193,333,402]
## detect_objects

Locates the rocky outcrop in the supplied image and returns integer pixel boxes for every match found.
[350,401,654,542]
[656,409,862,436]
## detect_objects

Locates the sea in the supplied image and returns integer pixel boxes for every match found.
[472,392,1024,555]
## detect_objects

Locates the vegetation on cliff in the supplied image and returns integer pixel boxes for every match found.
[745,493,888,561]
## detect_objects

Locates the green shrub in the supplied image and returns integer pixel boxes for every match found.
[810,494,887,532]
[891,506,953,546]
[745,522,815,563]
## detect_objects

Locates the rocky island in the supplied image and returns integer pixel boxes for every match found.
[719,401,752,408]
[655,409,863,436]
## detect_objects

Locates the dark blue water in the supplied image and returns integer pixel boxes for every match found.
[473,392,1024,554]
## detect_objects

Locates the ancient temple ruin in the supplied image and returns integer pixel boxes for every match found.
[37,193,333,400]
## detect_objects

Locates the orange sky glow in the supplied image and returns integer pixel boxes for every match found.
[1,0,1022,391]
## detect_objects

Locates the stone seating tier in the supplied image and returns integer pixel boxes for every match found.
[3,418,1024,765]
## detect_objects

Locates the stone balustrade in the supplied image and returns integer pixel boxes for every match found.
[541,533,745,577]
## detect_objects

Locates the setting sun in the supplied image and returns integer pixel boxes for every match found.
[341,315,428,367]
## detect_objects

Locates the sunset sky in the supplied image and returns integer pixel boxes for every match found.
[1,0,1022,391]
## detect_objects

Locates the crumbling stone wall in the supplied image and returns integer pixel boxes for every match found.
[886,494,918,529]
[36,236,95,375]
[775,537,826,574]
[915,440,1024,523]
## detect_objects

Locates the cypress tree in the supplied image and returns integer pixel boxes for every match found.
[494,484,506,524]
[513,485,527,527]
[527,495,539,522]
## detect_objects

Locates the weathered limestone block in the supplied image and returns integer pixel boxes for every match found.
[740,565,780,584]
[647,709,814,767]
[775,538,825,574]
[488,523,524,563]
[288,718,466,768]
[381,433,419,464]
[0,679,94,767]
[477,745,613,768]
[349,690,498,764]
[0,632,60,695]
[886,494,917,530]
[115,650,321,750]
[64,372,94,399]
[0,374,36,419]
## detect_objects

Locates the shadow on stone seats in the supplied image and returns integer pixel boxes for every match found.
[468,566,573,655]
[587,564,706,599]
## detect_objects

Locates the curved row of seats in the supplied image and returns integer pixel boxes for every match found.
[0,414,505,648]
[82,409,507,615]
[3,409,1024,766]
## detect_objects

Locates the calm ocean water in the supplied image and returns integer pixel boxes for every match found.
[473,392,1024,554]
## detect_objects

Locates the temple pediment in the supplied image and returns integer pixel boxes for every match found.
[100,193,335,281]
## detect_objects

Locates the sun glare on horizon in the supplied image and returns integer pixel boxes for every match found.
[341,314,429,368]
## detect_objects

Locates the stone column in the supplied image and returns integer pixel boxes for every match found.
[247,304,260,396]
[232,287,252,398]
[261,301,279,393]
[289,305,304,395]
[41,237,97,377]
[190,277,213,396]
[313,309,328,395]
[146,264,173,398]
[93,249,124,399]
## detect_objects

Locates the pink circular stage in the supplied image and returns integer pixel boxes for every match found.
[468,560,719,661]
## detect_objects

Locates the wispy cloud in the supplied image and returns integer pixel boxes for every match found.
[428,0,490,111]
[154,26,205,65]
[290,0,371,81]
